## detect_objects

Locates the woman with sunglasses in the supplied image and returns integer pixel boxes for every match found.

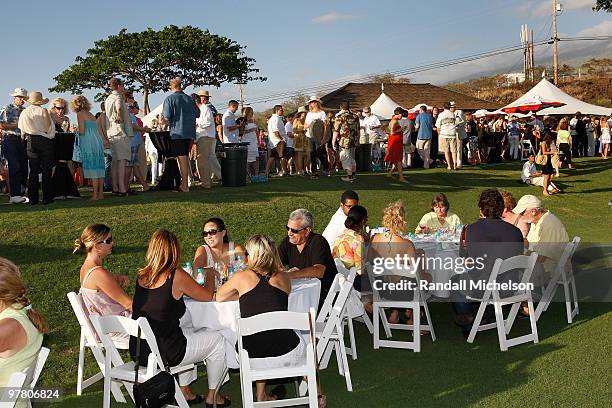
[74,224,132,319]
[193,217,245,291]
[49,97,70,132]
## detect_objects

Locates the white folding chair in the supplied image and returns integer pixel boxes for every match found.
[371,264,436,352]
[237,309,318,408]
[521,139,535,159]
[467,253,539,351]
[0,372,26,408]
[315,274,354,391]
[333,259,372,360]
[535,237,581,323]
[0,347,50,408]
[90,314,196,408]
[66,292,128,402]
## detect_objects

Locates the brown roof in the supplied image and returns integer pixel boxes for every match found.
[320,82,498,111]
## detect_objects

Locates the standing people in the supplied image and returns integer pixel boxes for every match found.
[265,105,287,177]
[539,133,556,197]
[385,108,406,182]
[72,96,108,201]
[556,118,573,169]
[161,78,199,193]
[450,102,466,167]
[96,102,113,191]
[600,116,610,159]
[507,116,521,160]
[436,102,458,170]
[292,106,308,176]
[18,91,55,205]
[126,101,150,192]
[195,90,222,188]
[49,98,70,132]
[285,113,296,175]
[399,109,414,168]
[0,88,28,203]
[104,78,133,196]
[431,106,440,166]
[414,105,434,169]
[304,97,328,178]
[332,101,359,182]
[242,107,260,176]
[222,100,240,144]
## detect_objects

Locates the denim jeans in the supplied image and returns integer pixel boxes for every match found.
[1,134,28,197]
[103,151,113,190]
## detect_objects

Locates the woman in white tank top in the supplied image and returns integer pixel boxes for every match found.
[192,218,245,292]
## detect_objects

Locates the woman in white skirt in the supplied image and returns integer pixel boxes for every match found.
[600,116,610,159]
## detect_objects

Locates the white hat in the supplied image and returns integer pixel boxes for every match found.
[512,194,543,214]
[27,91,49,106]
[449,101,456,107]
[307,96,321,104]
[9,88,28,98]
[197,89,211,97]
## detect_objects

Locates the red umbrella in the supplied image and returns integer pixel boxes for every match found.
[501,94,565,114]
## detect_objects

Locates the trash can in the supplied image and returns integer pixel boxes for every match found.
[221,143,249,187]
[355,143,372,172]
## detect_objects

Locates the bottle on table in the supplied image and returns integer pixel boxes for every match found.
[196,268,205,286]
[233,255,246,273]
[184,262,193,277]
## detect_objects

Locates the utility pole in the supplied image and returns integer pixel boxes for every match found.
[553,0,559,85]
[238,82,245,113]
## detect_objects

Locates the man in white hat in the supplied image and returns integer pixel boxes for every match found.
[513,194,569,286]
[18,91,55,205]
[304,96,329,177]
[195,89,221,188]
[0,88,30,203]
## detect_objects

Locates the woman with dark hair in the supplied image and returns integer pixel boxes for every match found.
[192,218,245,291]
[129,229,228,406]
[540,132,555,196]
[415,193,462,233]
[215,113,224,145]
[431,106,440,166]
[216,234,305,402]
[385,107,406,182]
[332,205,368,275]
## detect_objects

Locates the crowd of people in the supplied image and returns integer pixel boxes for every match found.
[0,185,573,404]
[2,78,610,204]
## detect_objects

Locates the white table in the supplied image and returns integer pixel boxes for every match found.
[183,278,321,369]
[411,235,461,298]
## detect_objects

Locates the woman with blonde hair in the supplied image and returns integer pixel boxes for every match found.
[0,257,47,391]
[600,116,610,159]
[217,234,303,402]
[74,224,131,317]
[556,118,573,169]
[49,97,70,132]
[129,229,228,407]
[368,201,420,324]
[292,106,308,175]
[72,96,108,200]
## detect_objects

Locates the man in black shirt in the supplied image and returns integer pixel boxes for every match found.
[278,208,337,310]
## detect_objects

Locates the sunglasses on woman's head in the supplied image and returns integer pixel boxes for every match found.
[99,237,113,245]
[203,229,219,237]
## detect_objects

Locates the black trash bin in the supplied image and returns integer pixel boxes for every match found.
[355,143,372,172]
[221,143,249,187]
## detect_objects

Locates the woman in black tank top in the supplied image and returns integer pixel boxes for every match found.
[216,234,301,403]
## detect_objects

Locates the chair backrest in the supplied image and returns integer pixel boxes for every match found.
[67,291,101,346]
[489,253,538,299]
[0,372,27,408]
[334,259,357,283]
[556,236,581,275]
[29,347,50,389]
[91,314,165,372]
[316,274,344,324]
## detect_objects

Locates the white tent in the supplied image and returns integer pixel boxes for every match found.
[142,104,163,127]
[369,91,404,120]
[513,78,610,116]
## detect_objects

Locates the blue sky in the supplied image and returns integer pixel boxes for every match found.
[1,0,610,116]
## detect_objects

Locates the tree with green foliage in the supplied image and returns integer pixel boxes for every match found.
[50,25,265,113]
[593,0,612,11]
[368,73,411,84]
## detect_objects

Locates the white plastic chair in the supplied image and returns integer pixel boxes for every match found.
[0,347,50,408]
[521,139,535,159]
[371,264,436,352]
[237,309,318,408]
[90,314,196,408]
[315,274,354,391]
[66,292,129,402]
[534,237,581,323]
[467,253,539,351]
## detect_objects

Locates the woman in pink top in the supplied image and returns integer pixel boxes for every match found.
[500,191,529,240]
[74,224,131,316]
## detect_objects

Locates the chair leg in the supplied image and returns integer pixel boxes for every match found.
[570,277,579,318]
[347,317,357,360]
[320,342,334,370]
[562,275,573,324]
[505,302,520,335]
[340,340,353,392]
[361,311,373,334]
[174,379,190,408]
[528,299,539,344]
[373,304,380,349]
[422,298,436,342]
[241,372,254,408]
[467,301,487,343]
[102,367,111,408]
[76,332,85,395]
[307,372,318,408]
[413,303,421,352]
[494,302,508,351]
[380,307,392,338]
[334,341,344,376]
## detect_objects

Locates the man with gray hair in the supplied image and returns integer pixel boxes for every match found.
[279,208,338,309]
[512,195,569,287]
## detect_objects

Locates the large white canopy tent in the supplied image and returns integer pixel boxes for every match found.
[369,85,405,120]
[507,78,611,116]
[142,104,163,127]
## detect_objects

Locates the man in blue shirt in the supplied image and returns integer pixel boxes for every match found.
[162,78,199,192]
[0,88,29,203]
[415,105,434,169]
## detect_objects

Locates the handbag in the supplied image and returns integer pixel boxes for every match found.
[535,150,546,165]
[72,133,82,163]
[133,326,175,408]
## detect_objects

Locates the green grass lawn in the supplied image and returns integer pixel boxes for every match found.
[1,157,611,407]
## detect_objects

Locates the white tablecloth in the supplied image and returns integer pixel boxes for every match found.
[412,236,461,298]
[184,278,321,368]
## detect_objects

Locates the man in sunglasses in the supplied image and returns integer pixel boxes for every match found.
[278,208,337,310]
[322,190,359,247]
[0,88,29,203]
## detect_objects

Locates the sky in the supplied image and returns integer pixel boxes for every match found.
[1,0,610,118]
